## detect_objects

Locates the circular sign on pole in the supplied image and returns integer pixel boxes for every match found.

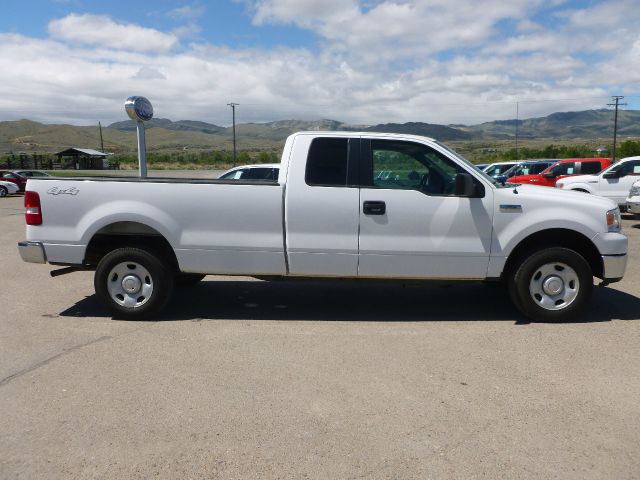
[124,96,154,122]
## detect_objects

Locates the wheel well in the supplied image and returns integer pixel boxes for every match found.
[84,222,179,271]
[572,188,589,193]
[503,229,603,280]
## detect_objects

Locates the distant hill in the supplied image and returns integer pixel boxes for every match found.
[465,109,640,139]
[364,122,473,140]
[1,109,638,154]
[108,118,225,134]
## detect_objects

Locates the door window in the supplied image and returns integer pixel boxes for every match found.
[549,162,576,176]
[370,140,467,196]
[616,160,640,176]
[305,138,349,187]
[580,161,602,174]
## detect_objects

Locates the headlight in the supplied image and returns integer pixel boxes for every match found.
[629,185,640,197]
[606,208,621,232]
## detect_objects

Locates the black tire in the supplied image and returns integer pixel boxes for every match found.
[175,273,206,287]
[0,186,7,197]
[94,247,174,319]
[509,247,593,322]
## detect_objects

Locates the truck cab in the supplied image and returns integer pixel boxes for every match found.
[508,158,610,187]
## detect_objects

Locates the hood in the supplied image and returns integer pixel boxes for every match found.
[554,173,598,185]
[508,174,540,183]
[497,183,617,211]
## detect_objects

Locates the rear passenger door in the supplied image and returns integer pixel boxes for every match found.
[285,136,360,276]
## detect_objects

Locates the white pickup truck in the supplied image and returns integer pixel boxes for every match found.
[19,132,628,321]
[556,155,640,206]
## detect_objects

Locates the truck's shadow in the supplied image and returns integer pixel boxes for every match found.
[59,279,640,324]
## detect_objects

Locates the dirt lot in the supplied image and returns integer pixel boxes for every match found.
[1,194,639,479]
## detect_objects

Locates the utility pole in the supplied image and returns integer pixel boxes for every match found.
[607,95,626,163]
[227,102,239,167]
[98,121,104,152]
[515,102,519,160]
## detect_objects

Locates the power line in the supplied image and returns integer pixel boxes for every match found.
[227,102,239,167]
[607,96,627,163]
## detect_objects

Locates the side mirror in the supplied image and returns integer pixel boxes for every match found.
[603,170,620,179]
[455,172,476,197]
[543,172,555,179]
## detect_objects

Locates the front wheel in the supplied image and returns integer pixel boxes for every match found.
[94,247,174,319]
[508,247,593,322]
[0,186,7,197]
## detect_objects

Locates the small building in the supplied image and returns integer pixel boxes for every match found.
[55,148,113,170]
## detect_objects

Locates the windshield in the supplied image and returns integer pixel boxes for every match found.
[434,141,502,187]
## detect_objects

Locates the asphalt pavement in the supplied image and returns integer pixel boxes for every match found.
[1,194,639,479]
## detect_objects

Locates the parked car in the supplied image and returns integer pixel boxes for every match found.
[0,180,19,197]
[482,161,518,178]
[0,171,28,192]
[508,158,610,187]
[495,160,556,185]
[18,131,627,322]
[14,170,50,178]
[627,180,640,217]
[556,156,640,207]
[218,164,280,181]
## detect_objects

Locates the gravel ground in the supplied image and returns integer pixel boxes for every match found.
[1,194,639,479]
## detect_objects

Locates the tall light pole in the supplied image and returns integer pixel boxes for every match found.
[607,95,626,163]
[227,102,239,167]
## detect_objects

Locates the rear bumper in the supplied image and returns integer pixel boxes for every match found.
[18,241,47,264]
[601,254,627,282]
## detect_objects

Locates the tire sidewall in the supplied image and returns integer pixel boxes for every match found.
[94,247,174,319]
[513,247,593,322]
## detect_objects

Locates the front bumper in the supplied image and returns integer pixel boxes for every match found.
[601,254,627,282]
[626,199,640,214]
[18,241,47,264]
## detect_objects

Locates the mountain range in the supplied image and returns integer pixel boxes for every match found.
[1,109,638,154]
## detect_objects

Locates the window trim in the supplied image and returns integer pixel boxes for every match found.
[361,137,485,198]
[304,137,359,188]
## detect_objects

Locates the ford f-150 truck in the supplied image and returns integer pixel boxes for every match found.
[556,156,640,207]
[18,132,628,321]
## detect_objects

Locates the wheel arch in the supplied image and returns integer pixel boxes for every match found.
[502,228,603,281]
[84,221,179,272]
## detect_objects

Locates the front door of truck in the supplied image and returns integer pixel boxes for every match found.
[357,138,494,279]
[599,159,640,204]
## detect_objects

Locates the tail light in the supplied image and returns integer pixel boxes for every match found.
[25,191,42,225]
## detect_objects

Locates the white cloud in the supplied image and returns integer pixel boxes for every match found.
[0,2,637,127]
[48,14,178,53]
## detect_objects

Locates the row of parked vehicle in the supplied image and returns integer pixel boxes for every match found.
[479,156,640,214]
[0,170,50,197]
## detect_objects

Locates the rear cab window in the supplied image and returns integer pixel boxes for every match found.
[305,138,349,186]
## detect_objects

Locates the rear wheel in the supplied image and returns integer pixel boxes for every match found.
[0,186,7,197]
[508,247,593,322]
[94,247,173,319]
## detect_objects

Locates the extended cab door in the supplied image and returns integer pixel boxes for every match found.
[284,135,360,276]
[357,138,494,279]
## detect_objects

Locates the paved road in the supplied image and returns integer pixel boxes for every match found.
[1,194,639,479]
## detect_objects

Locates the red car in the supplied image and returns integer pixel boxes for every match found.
[0,171,29,192]
[506,158,611,187]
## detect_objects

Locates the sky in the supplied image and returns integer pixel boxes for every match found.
[0,0,638,126]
